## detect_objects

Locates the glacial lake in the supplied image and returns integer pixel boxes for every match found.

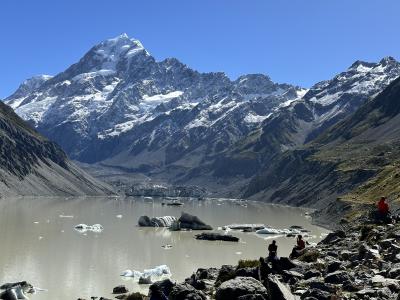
[0,197,329,299]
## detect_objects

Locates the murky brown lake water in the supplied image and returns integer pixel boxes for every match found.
[0,197,329,299]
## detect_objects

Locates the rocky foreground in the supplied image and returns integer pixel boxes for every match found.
[71,218,400,300]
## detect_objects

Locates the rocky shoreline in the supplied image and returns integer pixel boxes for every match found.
[87,217,400,299]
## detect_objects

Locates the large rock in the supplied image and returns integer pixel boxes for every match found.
[215,265,237,286]
[113,285,129,294]
[168,283,206,300]
[266,275,296,300]
[215,277,268,300]
[235,267,259,280]
[179,213,212,230]
[324,271,353,285]
[300,288,331,300]
[149,279,175,297]
[319,230,346,244]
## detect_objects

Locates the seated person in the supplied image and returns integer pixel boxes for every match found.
[290,235,306,259]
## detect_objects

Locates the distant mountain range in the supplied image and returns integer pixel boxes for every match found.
[4,34,400,217]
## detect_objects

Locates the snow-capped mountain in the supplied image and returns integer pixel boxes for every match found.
[182,56,400,196]
[5,34,304,167]
[5,34,400,196]
[231,57,400,158]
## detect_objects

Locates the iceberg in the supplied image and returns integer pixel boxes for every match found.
[121,265,171,280]
[74,224,104,233]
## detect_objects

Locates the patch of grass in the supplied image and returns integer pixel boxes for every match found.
[237,259,260,269]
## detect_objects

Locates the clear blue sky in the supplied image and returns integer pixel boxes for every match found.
[1,0,399,98]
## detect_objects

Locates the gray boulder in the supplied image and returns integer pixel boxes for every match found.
[169,283,206,300]
[216,277,268,300]
[112,285,128,294]
[324,271,353,284]
[266,275,296,300]
[149,279,175,297]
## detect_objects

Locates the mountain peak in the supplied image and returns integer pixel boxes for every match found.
[84,34,150,72]
[96,33,145,54]
[379,56,398,65]
[349,60,375,72]
[6,74,52,103]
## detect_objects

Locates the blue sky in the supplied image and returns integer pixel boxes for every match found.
[1,0,399,98]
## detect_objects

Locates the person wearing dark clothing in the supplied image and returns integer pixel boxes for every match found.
[268,240,278,261]
[296,235,305,250]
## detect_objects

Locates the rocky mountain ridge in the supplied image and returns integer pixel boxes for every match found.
[0,101,112,196]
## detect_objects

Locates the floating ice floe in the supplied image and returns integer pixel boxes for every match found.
[74,224,104,233]
[0,281,47,300]
[256,227,303,235]
[121,265,171,280]
[59,214,74,218]
[222,224,265,232]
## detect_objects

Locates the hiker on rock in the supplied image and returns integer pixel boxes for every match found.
[290,235,306,259]
[268,240,278,261]
[376,196,391,224]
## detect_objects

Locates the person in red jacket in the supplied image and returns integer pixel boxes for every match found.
[376,196,391,224]
[289,235,306,259]
[378,197,389,215]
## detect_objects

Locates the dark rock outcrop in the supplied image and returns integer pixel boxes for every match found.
[195,233,239,242]
[168,283,206,300]
[215,277,268,300]
[179,213,212,230]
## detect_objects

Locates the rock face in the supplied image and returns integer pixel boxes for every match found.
[0,101,112,196]
[215,277,268,300]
